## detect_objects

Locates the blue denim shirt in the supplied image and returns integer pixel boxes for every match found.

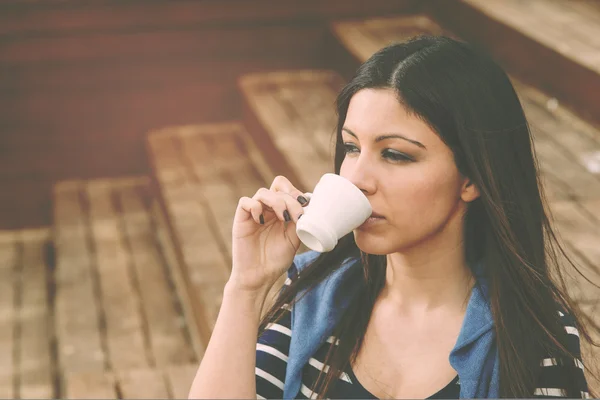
[282,250,499,399]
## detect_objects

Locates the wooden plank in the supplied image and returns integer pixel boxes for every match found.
[331,15,445,63]
[0,232,18,399]
[0,0,416,37]
[0,1,315,36]
[178,128,238,260]
[53,180,105,373]
[118,182,196,367]
[165,364,198,400]
[518,83,600,145]
[461,0,600,73]
[239,71,342,192]
[528,125,600,199]
[148,122,279,345]
[427,0,600,127]
[63,370,116,399]
[17,228,54,399]
[118,368,170,399]
[151,199,205,360]
[0,25,324,65]
[85,179,149,371]
[148,127,228,345]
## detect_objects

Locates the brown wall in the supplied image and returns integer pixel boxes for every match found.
[0,0,419,229]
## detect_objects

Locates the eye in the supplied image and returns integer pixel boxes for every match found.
[343,143,358,154]
[382,149,414,162]
[343,143,414,162]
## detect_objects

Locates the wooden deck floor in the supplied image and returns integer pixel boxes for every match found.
[462,0,600,74]
[0,178,200,399]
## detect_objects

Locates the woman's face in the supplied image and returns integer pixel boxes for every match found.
[339,88,478,255]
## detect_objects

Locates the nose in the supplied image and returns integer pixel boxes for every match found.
[343,157,377,196]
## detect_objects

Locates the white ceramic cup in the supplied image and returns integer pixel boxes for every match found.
[296,173,372,252]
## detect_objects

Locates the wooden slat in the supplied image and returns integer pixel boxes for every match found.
[17,228,54,399]
[53,181,105,373]
[118,368,170,399]
[461,0,600,74]
[239,71,344,193]
[147,125,233,344]
[0,25,324,65]
[85,179,149,371]
[177,129,238,259]
[151,199,205,361]
[549,200,600,275]
[64,370,116,399]
[118,182,196,367]
[332,15,445,63]
[427,0,600,127]
[0,0,417,37]
[147,122,278,345]
[0,232,18,399]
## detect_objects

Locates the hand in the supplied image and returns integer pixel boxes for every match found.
[229,175,310,293]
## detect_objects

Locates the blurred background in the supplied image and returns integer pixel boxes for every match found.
[0,0,599,398]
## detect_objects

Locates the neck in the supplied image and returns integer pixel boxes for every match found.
[382,214,474,315]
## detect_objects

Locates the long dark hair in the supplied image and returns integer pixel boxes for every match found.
[258,36,599,398]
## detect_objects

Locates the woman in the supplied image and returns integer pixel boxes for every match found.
[188,36,598,398]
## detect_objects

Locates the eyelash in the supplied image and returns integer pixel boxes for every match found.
[342,143,414,162]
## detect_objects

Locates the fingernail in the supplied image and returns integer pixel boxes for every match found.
[283,210,291,222]
[259,214,264,225]
[297,195,308,206]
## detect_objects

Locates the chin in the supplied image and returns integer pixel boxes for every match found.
[352,230,393,255]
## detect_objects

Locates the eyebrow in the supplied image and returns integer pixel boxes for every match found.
[342,127,427,150]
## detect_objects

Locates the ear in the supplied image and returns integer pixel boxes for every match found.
[461,178,480,203]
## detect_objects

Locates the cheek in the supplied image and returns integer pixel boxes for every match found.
[389,165,462,224]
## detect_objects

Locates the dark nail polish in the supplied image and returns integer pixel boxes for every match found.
[259,214,264,224]
[297,195,308,206]
[283,210,291,222]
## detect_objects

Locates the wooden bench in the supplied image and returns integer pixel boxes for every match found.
[429,0,600,125]
[460,0,600,74]
[331,14,600,389]
[0,228,53,399]
[331,15,446,71]
[147,122,298,351]
[239,70,345,193]
[53,177,198,398]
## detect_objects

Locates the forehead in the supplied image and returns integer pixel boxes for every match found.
[344,88,438,144]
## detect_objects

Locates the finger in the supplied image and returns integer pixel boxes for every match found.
[235,196,264,225]
[278,192,305,223]
[269,175,310,207]
[253,188,290,222]
[253,188,305,223]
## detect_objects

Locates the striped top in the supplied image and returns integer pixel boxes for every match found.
[256,274,591,399]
